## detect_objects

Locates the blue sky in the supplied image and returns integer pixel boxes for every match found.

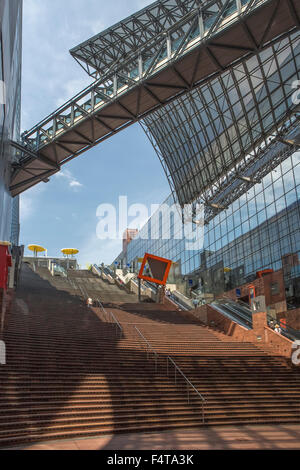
[20,0,170,266]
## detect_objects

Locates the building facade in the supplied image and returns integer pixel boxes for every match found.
[123,229,139,255]
[111,22,300,312]
[143,30,300,211]
[0,0,22,245]
[114,151,300,309]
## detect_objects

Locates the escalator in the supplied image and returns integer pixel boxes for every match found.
[211,299,253,330]
[53,264,67,277]
[211,298,300,341]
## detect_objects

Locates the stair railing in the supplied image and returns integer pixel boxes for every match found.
[97,299,123,338]
[75,281,88,300]
[133,327,206,423]
[167,356,206,424]
[134,326,159,372]
[82,285,89,299]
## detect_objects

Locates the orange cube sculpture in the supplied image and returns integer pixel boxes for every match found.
[138,253,172,286]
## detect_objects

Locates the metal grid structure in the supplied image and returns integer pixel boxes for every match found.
[70,0,204,78]
[143,30,300,211]
[124,150,300,293]
[143,112,300,223]
[11,0,300,197]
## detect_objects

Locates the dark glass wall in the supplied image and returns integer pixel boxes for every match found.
[144,32,300,207]
[0,0,22,244]
[118,153,300,304]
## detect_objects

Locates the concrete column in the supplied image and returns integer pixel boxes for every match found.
[252,311,268,342]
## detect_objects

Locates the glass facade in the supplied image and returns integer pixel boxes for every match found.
[112,23,300,308]
[10,196,20,246]
[115,151,300,306]
[144,31,300,207]
[0,0,22,245]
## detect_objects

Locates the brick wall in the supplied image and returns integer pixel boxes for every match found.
[193,304,293,358]
[264,327,294,357]
[222,270,287,314]
[278,308,300,330]
[222,277,264,302]
[263,270,286,307]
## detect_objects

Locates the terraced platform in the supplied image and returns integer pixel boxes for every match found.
[0,264,299,448]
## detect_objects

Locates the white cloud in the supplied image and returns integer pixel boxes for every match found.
[69,180,83,189]
[22,0,155,132]
[55,169,83,191]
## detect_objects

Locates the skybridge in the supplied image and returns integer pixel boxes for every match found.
[11,0,300,202]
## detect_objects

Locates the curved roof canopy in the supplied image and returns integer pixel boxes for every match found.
[144,30,300,206]
[11,0,300,204]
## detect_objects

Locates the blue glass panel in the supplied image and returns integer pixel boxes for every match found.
[204,14,218,32]
[224,0,238,18]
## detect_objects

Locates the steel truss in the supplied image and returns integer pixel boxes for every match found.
[143,29,300,207]
[143,111,300,224]
[12,0,299,197]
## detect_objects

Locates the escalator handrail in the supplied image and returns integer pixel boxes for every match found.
[213,301,253,325]
[215,297,300,341]
[211,302,252,330]
[221,303,253,327]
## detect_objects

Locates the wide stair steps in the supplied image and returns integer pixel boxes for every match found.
[34,265,138,304]
[106,305,300,427]
[0,265,205,447]
[66,269,138,304]
[0,264,299,447]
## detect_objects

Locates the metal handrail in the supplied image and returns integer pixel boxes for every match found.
[212,298,253,327]
[97,299,123,338]
[169,293,189,311]
[215,298,300,340]
[134,326,159,372]
[78,284,86,298]
[167,356,206,423]
[92,264,102,277]
[134,327,206,422]
[75,281,89,300]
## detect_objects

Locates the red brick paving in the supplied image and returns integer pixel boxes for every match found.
[7,424,300,450]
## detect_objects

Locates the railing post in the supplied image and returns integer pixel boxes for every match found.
[199,13,204,39]
[167,358,169,376]
[175,366,177,385]
[237,0,242,15]
[167,36,172,59]
[187,384,190,404]
[138,55,143,79]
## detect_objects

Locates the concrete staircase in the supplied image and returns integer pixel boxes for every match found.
[35,266,138,304]
[0,264,299,447]
[108,305,300,425]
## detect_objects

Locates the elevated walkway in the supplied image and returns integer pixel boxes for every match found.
[11,0,300,197]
